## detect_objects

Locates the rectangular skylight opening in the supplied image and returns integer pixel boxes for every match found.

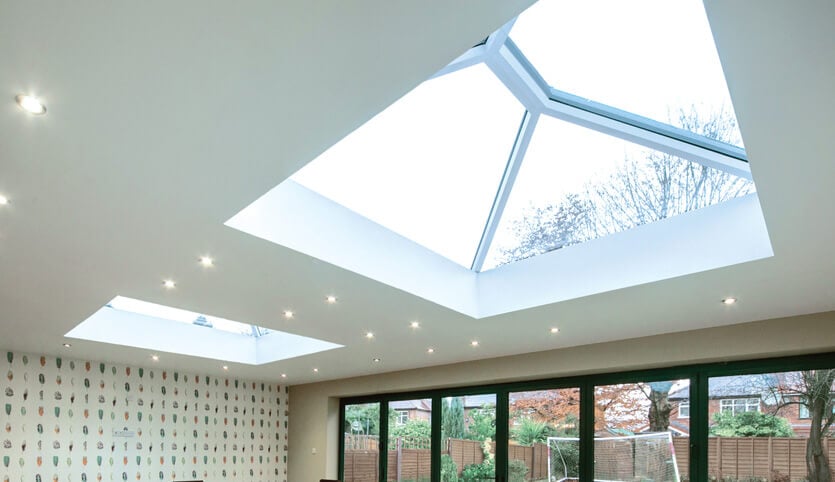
[107,296,270,337]
[67,296,342,365]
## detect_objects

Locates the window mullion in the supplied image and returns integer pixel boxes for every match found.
[379,402,388,482]
[495,391,509,482]
[579,380,595,482]
[471,110,539,271]
[691,371,709,482]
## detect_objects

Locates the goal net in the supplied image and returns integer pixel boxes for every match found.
[547,432,680,482]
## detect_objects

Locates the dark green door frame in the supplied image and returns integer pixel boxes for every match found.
[339,351,835,482]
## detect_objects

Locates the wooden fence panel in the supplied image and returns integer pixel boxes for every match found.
[789,438,807,479]
[346,436,835,481]
[672,437,689,477]
[344,450,379,482]
[737,438,754,478]
[533,443,548,479]
[771,438,790,479]
[448,438,485,474]
[752,438,770,479]
[507,443,547,480]
[393,448,431,481]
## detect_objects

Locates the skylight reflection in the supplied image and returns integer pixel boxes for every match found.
[511,0,744,147]
[292,63,524,268]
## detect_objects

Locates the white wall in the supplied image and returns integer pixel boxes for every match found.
[288,311,835,481]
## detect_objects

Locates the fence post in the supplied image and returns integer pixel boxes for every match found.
[767,437,773,482]
[717,436,722,480]
[396,437,402,482]
[530,445,535,481]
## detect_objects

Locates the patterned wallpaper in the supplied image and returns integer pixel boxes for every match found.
[2,351,288,482]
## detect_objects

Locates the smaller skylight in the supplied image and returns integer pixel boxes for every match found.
[107,296,270,337]
[67,297,341,365]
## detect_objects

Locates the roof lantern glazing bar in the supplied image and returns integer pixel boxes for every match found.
[429,46,487,81]
[500,38,748,167]
[471,110,540,272]
[486,42,550,113]
[484,19,516,54]
[547,87,748,162]
[537,98,750,179]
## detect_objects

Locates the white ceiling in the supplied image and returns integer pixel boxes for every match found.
[1,0,833,384]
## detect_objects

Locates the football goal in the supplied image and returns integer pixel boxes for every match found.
[547,432,680,482]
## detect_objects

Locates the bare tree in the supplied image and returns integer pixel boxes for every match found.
[765,370,835,482]
[497,193,595,265]
[644,382,675,433]
[493,108,753,267]
[588,108,753,237]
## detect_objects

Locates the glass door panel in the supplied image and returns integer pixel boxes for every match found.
[388,399,433,482]
[443,394,497,481]
[509,387,581,481]
[594,379,688,481]
[344,402,382,482]
[708,370,835,481]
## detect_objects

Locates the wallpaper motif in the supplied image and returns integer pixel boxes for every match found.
[2,351,288,482]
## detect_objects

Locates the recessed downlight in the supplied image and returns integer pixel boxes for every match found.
[281,373,287,378]
[0,195,9,205]
[151,355,159,362]
[313,368,319,373]
[62,343,71,348]
[283,310,294,319]
[15,94,46,115]
[365,332,374,339]
[222,365,229,371]
[372,357,381,363]
[470,340,479,347]
[550,327,560,334]
[427,347,435,354]
[722,297,738,305]
[199,256,214,267]
[162,279,176,289]
[326,295,337,304]
[409,321,420,329]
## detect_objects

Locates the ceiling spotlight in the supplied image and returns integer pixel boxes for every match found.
[427,348,435,354]
[15,94,46,115]
[372,358,381,363]
[0,195,9,205]
[199,256,214,267]
[283,310,294,319]
[280,373,287,379]
[222,365,229,371]
[326,295,337,304]
[722,297,738,305]
[62,343,72,348]
[313,368,319,373]
[550,327,560,334]
[162,279,176,289]
[471,340,479,347]
[151,355,159,362]
[410,321,420,329]
[365,332,374,339]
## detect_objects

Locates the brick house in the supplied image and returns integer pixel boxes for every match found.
[390,395,496,428]
[667,373,832,437]
[389,399,432,425]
